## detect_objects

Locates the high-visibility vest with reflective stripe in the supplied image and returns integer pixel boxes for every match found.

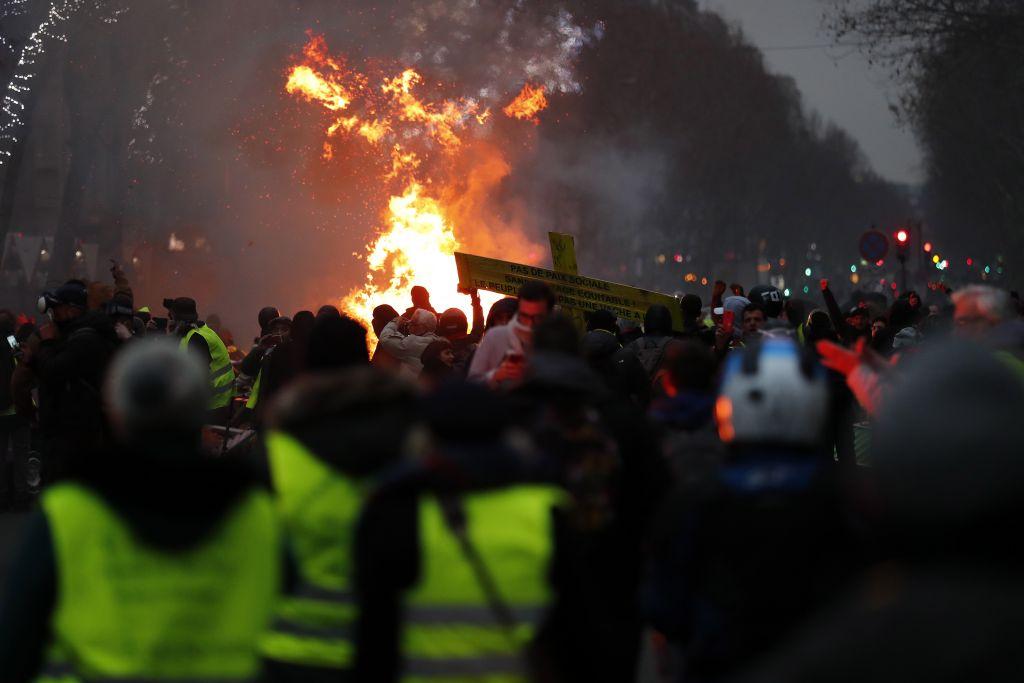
[180,325,234,409]
[39,482,280,682]
[403,485,563,683]
[245,370,261,411]
[260,431,367,669]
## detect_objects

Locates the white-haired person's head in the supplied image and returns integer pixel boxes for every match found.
[407,308,438,336]
[104,339,209,450]
[953,285,1014,338]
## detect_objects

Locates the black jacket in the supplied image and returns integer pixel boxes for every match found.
[32,312,118,464]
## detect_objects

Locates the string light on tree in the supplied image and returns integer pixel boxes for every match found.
[0,1,125,166]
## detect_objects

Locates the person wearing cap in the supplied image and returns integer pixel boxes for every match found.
[436,288,484,377]
[27,280,119,477]
[379,309,441,379]
[105,292,142,341]
[164,297,235,423]
[747,285,785,320]
[0,340,281,682]
[260,367,417,682]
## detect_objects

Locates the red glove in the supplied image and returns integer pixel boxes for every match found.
[816,338,863,377]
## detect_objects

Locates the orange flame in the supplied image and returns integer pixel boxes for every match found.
[503,83,548,124]
[286,34,545,337]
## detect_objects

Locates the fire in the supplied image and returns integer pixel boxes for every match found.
[503,83,548,124]
[286,33,545,336]
[340,183,498,326]
[286,65,351,112]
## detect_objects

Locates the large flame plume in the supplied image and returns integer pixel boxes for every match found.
[285,32,553,331]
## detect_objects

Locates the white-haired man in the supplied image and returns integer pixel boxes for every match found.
[379,308,441,378]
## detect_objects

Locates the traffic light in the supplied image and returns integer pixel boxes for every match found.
[895,228,910,248]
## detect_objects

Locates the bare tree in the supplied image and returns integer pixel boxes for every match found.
[829,0,1024,279]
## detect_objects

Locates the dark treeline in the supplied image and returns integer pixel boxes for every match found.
[513,0,911,292]
[831,0,1024,279]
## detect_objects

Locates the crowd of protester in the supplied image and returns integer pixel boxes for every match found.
[0,260,1022,682]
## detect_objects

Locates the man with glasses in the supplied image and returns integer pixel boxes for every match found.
[469,281,556,388]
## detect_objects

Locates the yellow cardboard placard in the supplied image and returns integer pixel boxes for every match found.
[454,251,683,330]
[548,232,580,275]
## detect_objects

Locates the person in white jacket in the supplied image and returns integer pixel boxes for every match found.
[379,309,440,379]
[468,281,555,387]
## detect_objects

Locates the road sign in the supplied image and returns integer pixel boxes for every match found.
[454,251,684,330]
[859,230,889,262]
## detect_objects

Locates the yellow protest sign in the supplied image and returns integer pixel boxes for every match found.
[548,232,586,330]
[549,232,579,275]
[454,251,684,330]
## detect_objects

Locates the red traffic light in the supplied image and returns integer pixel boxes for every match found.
[895,229,909,244]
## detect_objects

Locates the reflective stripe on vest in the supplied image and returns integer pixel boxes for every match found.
[180,325,234,409]
[402,486,564,683]
[41,483,279,682]
[260,431,368,669]
[38,669,256,683]
[245,370,261,410]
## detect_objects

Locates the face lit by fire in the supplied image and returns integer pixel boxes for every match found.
[516,298,550,329]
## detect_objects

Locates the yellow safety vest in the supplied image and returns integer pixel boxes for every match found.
[39,482,280,682]
[181,324,234,409]
[402,485,564,683]
[246,370,262,411]
[260,431,368,670]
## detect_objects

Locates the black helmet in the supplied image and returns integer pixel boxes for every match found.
[38,280,88,313]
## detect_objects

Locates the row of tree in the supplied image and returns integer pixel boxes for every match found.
[508,0,913,293]
[830,0,1024,282]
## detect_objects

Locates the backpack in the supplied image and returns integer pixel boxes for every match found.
[632,336,670,377]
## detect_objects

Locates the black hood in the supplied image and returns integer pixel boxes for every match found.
[644,305,673,336]
[72,445,269,552]
[582,330,621,364]
[269,368,418,477]
[58,309,117,339]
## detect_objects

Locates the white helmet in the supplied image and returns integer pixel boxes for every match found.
[716,338,828,448]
